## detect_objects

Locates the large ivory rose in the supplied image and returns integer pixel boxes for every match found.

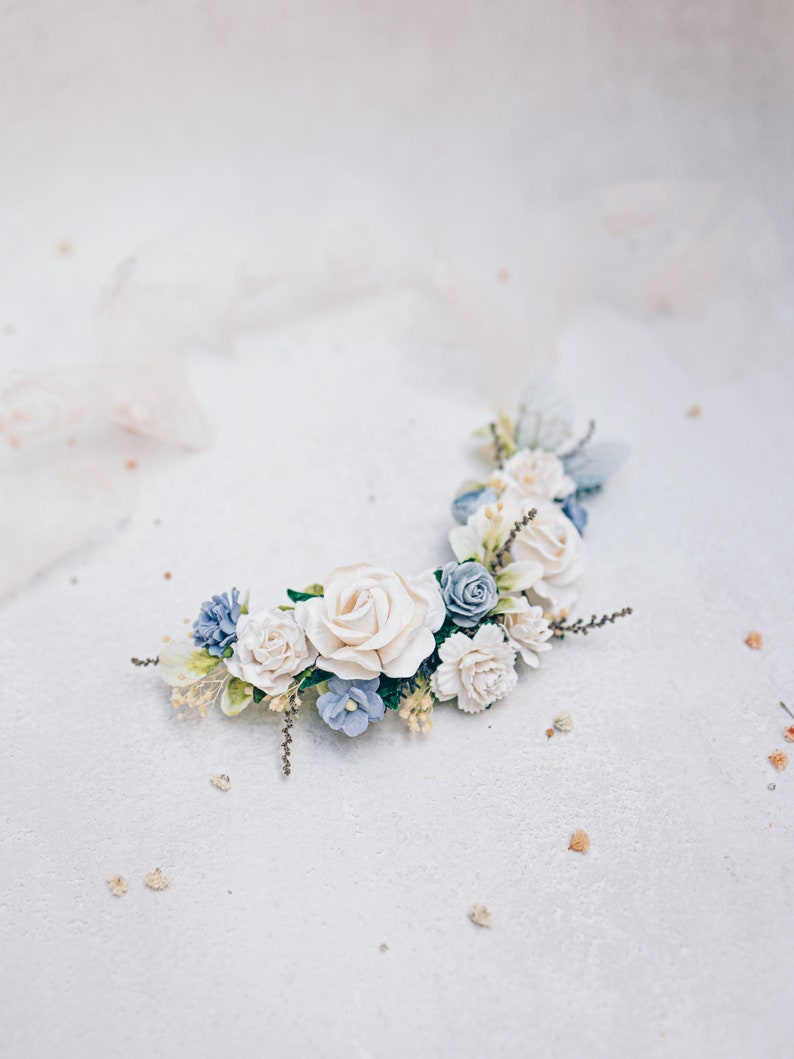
[489,448,575,503]
[225,609,317,696]
[431,624,518,713]
[295,563,444,680]
[507,499,585,610]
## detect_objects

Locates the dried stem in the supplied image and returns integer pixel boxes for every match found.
[491,508,537,570]
[281,705,298,776]
[550,607,633,637]
[131,656,159,667]
[562,419,596,460]
[489,422,508,467]
[780,701,794,721]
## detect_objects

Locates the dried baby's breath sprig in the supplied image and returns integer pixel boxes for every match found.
[131,656,159,667]
[171,663,229,719]
[470,904,493,928]
[398,672,435,733]
[144,867,169,891]
[491,508,537,571]
[107,874,128,897]
[551,607,633,638]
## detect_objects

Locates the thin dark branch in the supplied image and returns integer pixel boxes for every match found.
[491,508,537,570]
[550,607,633,637]
[562,418,596,460]
[780,701,794,721]
[131,656,159,666]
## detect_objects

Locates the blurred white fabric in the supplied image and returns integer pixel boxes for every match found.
[1,3,793,1057]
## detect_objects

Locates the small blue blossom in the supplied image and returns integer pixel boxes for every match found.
[440,561,499,628]
[317,677,385,737]
[561,494,588,536]
[452,486,499,525]
[193,588,242,658]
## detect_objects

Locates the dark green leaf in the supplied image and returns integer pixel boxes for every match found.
[286,588,323,604]
[252,687,266,703]
[299,668,333,690]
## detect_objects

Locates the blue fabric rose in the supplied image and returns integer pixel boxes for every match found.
[561,494,588,536]
[193,587,242,657]
[452,486,499,525]
[317,677,386,737]
[440,561,499,628]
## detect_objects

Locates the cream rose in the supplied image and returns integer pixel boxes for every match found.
[431,624,518,713]
[501,603,553,667]
[225,609,317,696]
[490,449,575,502]
[295,563,444,680]
[507,499,585,611]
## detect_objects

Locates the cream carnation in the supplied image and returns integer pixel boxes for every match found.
[431,624,518,713]
[295,563,444,681]
[507,500,585,611]
[501,603,553,667]
[490,448,575,502]
[225,609,317,696]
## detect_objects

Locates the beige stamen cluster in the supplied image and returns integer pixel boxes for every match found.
[398,677,435,734]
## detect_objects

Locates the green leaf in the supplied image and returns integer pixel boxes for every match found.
[252,687,266,704]
[433,568,443,585]
[299,667,334,690]
[287,587,323,604]
[223,644,234,658]
[378,675,404,711]
[434,619,460,647]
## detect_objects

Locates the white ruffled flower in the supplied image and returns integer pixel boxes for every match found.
[490,448,575,503]
[503,499,585,611]
[295,563,444,681]
[225,609,317,696]
[431,624,518,713]
[501,603,553,667]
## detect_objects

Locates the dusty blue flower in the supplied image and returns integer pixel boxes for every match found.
[440,561,498,628]
[193,588,242,657]
[452,486,499,525]
[316,676,385,737]
[561,494,588,536]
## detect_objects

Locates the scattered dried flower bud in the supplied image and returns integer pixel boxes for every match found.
[545,727,554,739]
[784,726,794,743]
[163,571,172,580]
[470,904,492,928]
[553,711,573,733]
[107,874,128,897]
[568,829,590,853]
[144,868,169,891]
[745,631,763,650]
[769,749,788,771]
[125,458,138,470]
[686,404,702,417]
[210,773,231,791]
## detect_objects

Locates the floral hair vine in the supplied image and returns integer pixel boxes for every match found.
[133,380,632,775]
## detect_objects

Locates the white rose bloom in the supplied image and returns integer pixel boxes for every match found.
[431,624,518,714]
[490,448,575,502]
[501,603,553,667]
[295,563,444,681]
[225,609,317,696]
[507,499,585,611]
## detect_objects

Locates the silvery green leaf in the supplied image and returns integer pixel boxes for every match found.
[495,560,544,594]
[220,677,253,717]
[564,441,630,490]
[159,641,221,687]
[489,595,531,615]
[515,379,576,452]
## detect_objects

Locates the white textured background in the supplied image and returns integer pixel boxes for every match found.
[1,3,793,1057]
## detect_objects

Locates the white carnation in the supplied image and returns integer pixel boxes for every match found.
[431,624,518,713]
[490,448,575,503]
[501,603,553,667]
